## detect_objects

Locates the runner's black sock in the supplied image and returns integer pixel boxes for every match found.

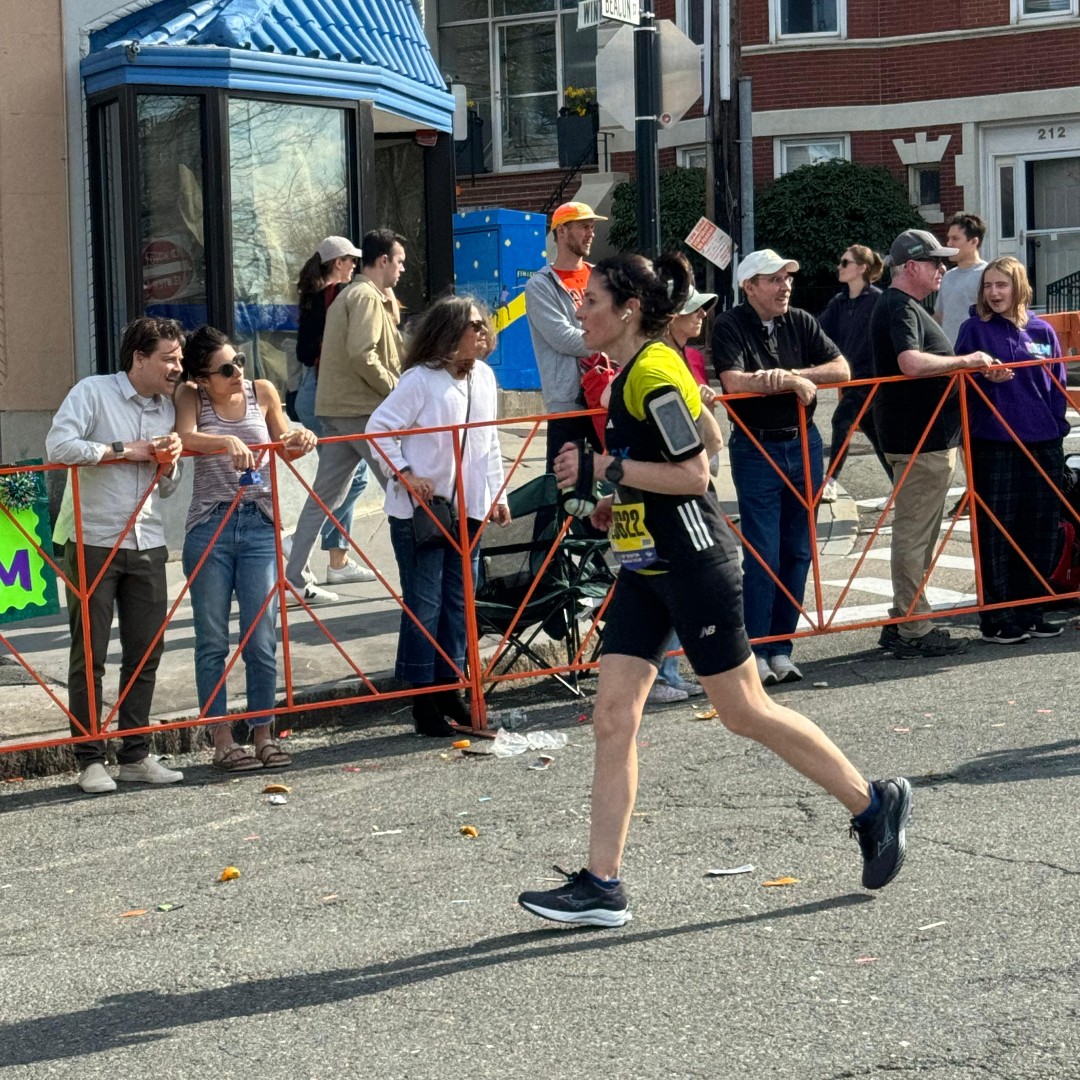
[584,869,620,890]
[852,782,880,823]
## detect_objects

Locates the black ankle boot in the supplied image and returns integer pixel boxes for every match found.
[434,686,471,726]
[412,687,456,738]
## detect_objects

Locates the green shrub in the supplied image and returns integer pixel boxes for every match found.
[608,167,707,279]
[754,159,927,312]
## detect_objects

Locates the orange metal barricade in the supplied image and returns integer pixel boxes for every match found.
[2,362,1078,758]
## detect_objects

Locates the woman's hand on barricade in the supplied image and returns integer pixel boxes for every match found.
[282,428,317,458]
[224,435,255,471]
[492,503,512,527]
[590,494,615,532]
[981,359,1014,383]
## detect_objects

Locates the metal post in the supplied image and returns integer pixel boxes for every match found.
[738,75,754,259]
[634,0,661,256]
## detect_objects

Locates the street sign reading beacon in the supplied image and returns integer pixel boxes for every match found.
[600,0,640,25]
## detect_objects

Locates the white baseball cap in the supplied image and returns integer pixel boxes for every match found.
[317,236,363,263]
[736,249,800,287]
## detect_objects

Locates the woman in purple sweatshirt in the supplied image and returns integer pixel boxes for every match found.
[955,257,1069,644]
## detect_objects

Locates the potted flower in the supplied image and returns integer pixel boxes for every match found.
[557,86,598,168]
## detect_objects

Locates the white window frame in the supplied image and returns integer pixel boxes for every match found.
[769,0,846,42]
[1011,0,1078,23]
[773,134,850,177]
[677,144,708,169]
[908,164,943,224]
[675,0,706,47]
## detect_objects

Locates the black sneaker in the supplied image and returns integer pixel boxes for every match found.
[891,627,967,658]
[850,778,913,890]
[980,623,1031,645]
[518,866,631,927]
[878,624,900,649]
[948,496,970,519]
[1021,618,1064,638]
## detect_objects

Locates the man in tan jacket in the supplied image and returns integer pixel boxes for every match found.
[285,229,406,604]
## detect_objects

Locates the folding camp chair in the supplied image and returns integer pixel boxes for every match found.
[475,473,614,697]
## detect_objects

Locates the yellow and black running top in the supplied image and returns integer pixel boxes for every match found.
[605,341,737,572]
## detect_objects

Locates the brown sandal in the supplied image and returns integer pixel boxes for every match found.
[213,744,263,772]
[255,741,292,769]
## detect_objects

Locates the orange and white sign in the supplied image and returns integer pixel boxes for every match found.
[685,217,733,270]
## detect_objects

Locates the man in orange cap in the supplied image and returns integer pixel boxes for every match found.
[525,201,608,469]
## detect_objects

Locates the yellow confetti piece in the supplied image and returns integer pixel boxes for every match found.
[219,866,240,882]
[451,739,471,749]
[459,825,479,838]
[119,909,147,918]
[693,706,718,720]
[762,876,799,887]
[263,783,291,794]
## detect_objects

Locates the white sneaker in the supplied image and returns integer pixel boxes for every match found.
[821,478,839,503]
[77,762,116,794]
[756,656,778,686]
[280,535,314,584]
[647,682,690,704]
[768,655,803,683]
[117,756,184,785]
[667,676,705,698]
[325,559,376,585]
[286,582,339,607]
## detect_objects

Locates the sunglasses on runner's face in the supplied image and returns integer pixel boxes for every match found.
[207,354,245,378]
[838,258,857,267]
[467,320,487,333]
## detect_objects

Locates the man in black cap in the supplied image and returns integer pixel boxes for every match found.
[870,229,1008,657]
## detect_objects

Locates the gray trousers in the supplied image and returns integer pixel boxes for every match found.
[285,414,389,586]
[65,543,168,766]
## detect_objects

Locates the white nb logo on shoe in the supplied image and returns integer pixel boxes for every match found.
[699,625,716,637]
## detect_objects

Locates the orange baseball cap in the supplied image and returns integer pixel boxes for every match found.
[551,201,607,227]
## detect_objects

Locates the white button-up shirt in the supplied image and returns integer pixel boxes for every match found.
[46,372,181,550]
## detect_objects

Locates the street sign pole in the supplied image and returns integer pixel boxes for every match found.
[633,0,660,256]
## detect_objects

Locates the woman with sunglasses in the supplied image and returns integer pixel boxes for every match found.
[292,236,376,591]
[818,245,890,501]
[954,257,1067,644]
[176,325,317,771]
[367,297,510,737]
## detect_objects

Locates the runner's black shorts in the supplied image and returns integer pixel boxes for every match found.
[601,558,751,677]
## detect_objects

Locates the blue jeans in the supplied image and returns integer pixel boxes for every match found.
[388,515,478,685]
[182,502,279,727]
[658,631,682,684]
[728,426,823,659]
[296,366,368,551]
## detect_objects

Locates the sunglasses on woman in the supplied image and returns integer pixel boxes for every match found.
[838,258,859,268]
[467,319,488,333]
[207,354,246,379]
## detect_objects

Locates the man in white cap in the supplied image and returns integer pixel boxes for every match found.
[870,228,1006,657]
[525,201,608,470]
[712,249,850,686]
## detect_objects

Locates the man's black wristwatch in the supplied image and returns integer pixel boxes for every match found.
[111,441,125,458]
[604,457,625,486]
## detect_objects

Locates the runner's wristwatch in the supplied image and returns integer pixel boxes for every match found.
[111,441,125,457]
[604,457,624,485]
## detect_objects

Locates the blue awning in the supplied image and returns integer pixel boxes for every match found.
[83,0,453,132]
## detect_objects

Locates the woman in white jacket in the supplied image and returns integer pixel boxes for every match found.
[367,296,511,736]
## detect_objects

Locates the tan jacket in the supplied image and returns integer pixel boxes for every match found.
[315,276,403,417]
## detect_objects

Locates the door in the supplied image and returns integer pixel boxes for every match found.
[494,19,559,170]
[1017,153,1080,308]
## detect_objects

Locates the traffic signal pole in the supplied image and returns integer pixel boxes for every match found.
[633,0,661,257]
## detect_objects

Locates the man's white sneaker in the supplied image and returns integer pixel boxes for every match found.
[756,656,778,686]
[821,478,839,503]
[768,655,804,683]
[647,682,690,704]
[117,756,184,785]
[77,762,117,794]
[325,559,376,585]
[286,582,339,607]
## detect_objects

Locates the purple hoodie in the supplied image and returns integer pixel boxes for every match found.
[954,309,1069,443]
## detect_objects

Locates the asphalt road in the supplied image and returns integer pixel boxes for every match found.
[2,609,1079,1079]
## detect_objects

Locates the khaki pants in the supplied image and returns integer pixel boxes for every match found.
[884,447,957,640]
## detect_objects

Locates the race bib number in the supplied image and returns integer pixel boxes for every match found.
[609,501,659,570]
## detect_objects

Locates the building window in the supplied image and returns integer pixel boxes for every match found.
[909,165,941,208]
[775,136,849,176]
[438,0,595,173]
[677,0,705,45]
[774,0,845,38]
[678,144,708,169]
[1013,0,1077,19]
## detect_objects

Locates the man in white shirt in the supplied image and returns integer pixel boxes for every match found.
[934,212,988,346]
[46,318,186,794]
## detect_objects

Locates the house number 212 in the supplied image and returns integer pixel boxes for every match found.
[1037,126,1067,139]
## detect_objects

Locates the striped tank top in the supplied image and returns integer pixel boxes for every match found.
[185,381,275,531]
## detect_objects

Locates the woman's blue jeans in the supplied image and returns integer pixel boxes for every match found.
[182,502,279,727]
[388,514,478,685]
[728,426,822,659]
[296,366,368,551]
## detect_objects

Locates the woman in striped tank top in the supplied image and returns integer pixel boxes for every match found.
[176,325,316,772]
